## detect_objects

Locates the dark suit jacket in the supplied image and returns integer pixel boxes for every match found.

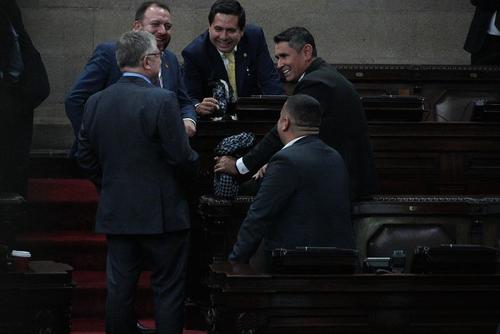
[66,42,196,155]
[229,136,354,263]
[464,0,500,53]
[241,58,377,200]
[181,24,284,103]
[77,76,199,234]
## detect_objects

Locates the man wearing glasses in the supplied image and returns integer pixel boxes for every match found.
[77,30,199,334]
[66,1,196,158]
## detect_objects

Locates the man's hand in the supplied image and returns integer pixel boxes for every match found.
[183,120,196,137]
[196,97,219,116]
[252,163,268,180]
[214,156,238,175]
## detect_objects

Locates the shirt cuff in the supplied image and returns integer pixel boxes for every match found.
[183,118,196,126]
[236,157,249,175]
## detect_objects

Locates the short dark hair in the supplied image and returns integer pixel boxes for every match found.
[135,1,170,21]
[274,27,317,57]
[284,94,322,128]
[208,0,246,30]
[116,31,157,68]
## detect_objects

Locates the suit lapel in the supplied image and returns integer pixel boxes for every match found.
[234,46,248,96]
[160,52,172,89]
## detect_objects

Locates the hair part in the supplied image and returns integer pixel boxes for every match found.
[208,0,246,30]
[135,1,170,21]
[284,94,322,129]
[274,26,317,57]
[116,31,157,68]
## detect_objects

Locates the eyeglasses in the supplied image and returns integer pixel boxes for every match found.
[145,52,161,58]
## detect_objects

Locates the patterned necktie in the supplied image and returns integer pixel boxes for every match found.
[224,52,237,98]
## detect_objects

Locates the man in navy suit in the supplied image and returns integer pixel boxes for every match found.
[464,0,500,65]
[182,0,284,116]
[229,94,354,264]
[77,31,199,334]
[66,1,196,157]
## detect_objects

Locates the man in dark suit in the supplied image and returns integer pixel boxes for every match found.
[229,94,354,264]
[182,0,284,116]
[0,0,50,197]
[77,31,199,334]
[66,1,196,158]
[464,0,500,65]
[215,27,377,201]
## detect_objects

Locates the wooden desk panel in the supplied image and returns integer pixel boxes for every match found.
[208,262,500,334]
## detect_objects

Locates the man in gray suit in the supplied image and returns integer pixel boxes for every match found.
[77,31,198,334]
[229,94,354,265]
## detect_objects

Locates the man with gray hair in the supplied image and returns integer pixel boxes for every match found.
[66,1,196,158]
[77,30,199,334]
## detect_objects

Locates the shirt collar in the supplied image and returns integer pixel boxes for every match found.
[217,45,238,58]
[282,135,307,150]
[122,72,152,85]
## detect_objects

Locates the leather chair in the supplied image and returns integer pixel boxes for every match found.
[366,224,453,272]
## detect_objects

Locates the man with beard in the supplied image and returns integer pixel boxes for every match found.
[65,1,196,157]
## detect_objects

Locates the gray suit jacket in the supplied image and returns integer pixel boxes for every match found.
[230,135,354,263]
[77,76,199,234]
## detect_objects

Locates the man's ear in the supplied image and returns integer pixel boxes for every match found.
[302,43,313,61]
[142,56,152,71]
[132,21,142,32]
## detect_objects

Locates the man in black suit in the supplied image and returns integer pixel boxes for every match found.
[0,0,50,197]
[77,31,198,334]
[215,27,377,201]
[229,94,354,264]
[464,0,500,65]
[182,0,284,116]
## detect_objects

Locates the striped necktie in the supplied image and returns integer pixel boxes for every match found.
[224,52,237,98]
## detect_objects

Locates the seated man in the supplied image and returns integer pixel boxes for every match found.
[182,0,284,116]
[227,94,355,264]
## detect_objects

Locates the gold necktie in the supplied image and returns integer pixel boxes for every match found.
[224,52,237,98]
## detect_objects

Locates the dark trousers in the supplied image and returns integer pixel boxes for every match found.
[0,86,33,197]
[471,34,500,65]
[105,230,190,334]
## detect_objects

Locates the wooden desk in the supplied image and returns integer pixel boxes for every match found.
[192,120,500,195]
[208,262,500,334]
[0,260,74,334]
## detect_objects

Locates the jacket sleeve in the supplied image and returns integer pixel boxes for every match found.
[241,124,283,174]
[65,44,114,138]
[157,92,199,174]
[76,98,102,190]
[254,27,285,95]
[229,154,297,263]
[181,47,205,104]
[173,58,197,121]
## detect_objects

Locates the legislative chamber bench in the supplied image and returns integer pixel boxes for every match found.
[207,262,500,334]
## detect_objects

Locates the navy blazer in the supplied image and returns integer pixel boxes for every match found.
[181,24,284,103]
[229,136,354,263]
[65,42,196,155]
[77,76,199,234]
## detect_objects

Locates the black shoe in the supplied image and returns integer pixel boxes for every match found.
[136,321,156,334]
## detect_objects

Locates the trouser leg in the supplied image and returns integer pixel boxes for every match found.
[105,235,142,334]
